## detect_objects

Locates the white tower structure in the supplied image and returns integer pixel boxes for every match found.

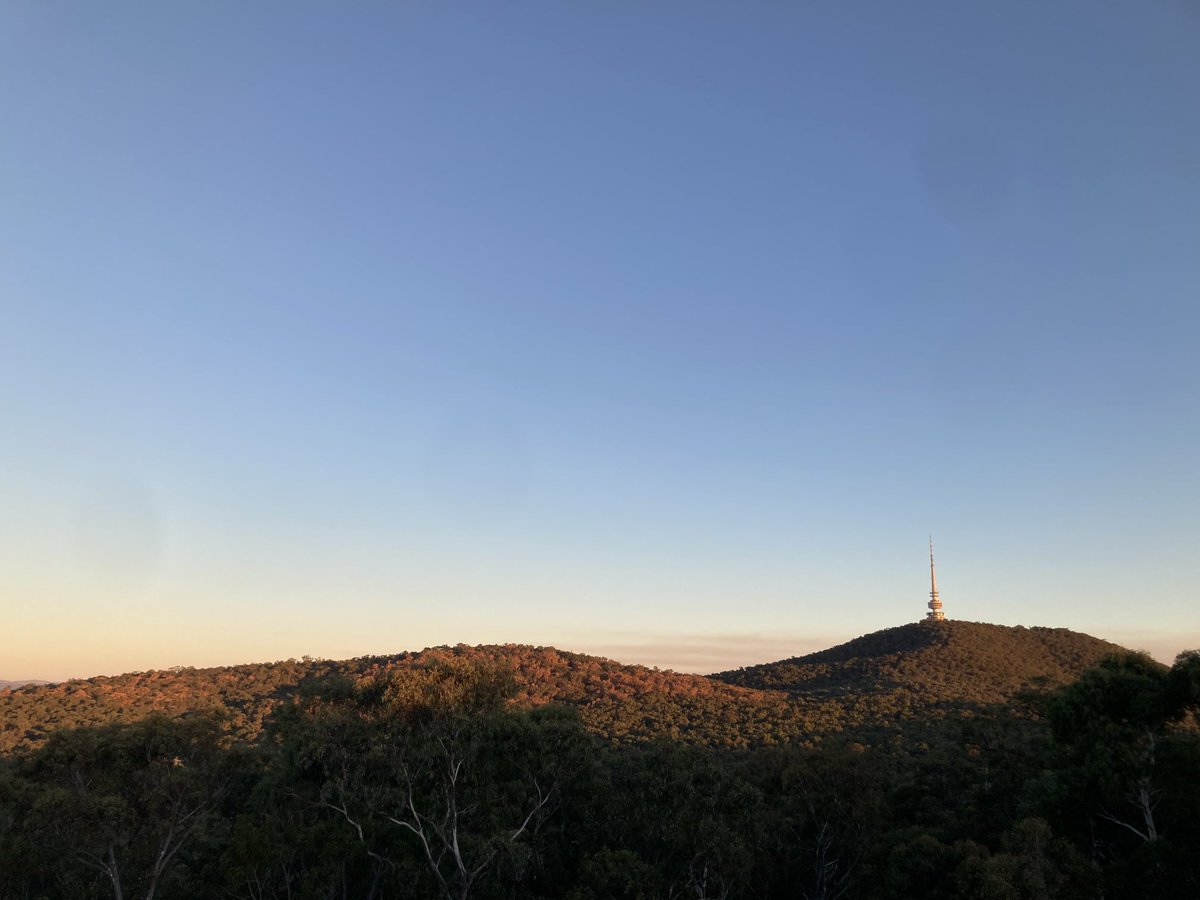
[926,536,945,621]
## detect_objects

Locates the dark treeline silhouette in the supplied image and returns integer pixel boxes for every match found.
[2,645,1199,899]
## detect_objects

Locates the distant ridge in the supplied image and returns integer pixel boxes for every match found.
[0,646,780,753]
[714,620,1124,706]
[0,623,1130,753]
[0,680,49,690]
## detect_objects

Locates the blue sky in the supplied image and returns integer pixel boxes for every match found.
[2,1,1198,680]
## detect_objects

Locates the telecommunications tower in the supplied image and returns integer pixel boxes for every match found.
[926,536,945,621]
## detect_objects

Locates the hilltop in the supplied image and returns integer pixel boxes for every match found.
[716,619,1123,706]
[0,645,804,753]
[0,622,1128,754]
[2,628,1196,900]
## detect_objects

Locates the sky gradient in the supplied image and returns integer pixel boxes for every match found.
[2,1,1198,681]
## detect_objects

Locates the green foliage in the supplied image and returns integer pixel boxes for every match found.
[7,712,237,899]
[1167,649,1200,714]
[0,624,1126,757]
[719,620,1123,712]
[1042,650,1200,898]
[279,658,592,900]
[567,848,659,900]
[2,629,1198,899]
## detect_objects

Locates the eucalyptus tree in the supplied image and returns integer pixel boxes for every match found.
[17,712,234,900]
[1047,650,1200,897]
[285,659,589,900]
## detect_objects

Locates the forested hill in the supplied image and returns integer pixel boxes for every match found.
[0,646,793,753]
[716,620,1123,706]
[0,623,1127,753]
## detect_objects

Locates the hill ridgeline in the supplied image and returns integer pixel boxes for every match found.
[0,620,1127,753]
[715,619,1123,705]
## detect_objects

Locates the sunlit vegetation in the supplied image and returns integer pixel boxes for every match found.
[2,625,1198,898]
[0,621,1120,755]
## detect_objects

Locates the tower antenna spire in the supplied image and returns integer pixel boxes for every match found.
[926,535,945,621]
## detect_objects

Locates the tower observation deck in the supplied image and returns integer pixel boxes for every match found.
[926,536,945,621]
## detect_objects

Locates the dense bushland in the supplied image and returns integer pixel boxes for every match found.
[0,622,1121,754]
[2,647,1199,899]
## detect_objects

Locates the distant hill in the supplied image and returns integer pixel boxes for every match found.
[0,622,1128,754]
[0,680,49,690]
[0,646,804,753]
[715,620,1123,707]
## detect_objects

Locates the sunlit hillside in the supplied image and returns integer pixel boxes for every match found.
[0,622,1125,754]
[716,620,1123,703]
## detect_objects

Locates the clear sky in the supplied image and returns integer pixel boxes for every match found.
[2,1,1198,681]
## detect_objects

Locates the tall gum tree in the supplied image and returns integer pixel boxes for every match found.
[286,660,589,900]
[1049,651,1200,849]
[18,713,233,900]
